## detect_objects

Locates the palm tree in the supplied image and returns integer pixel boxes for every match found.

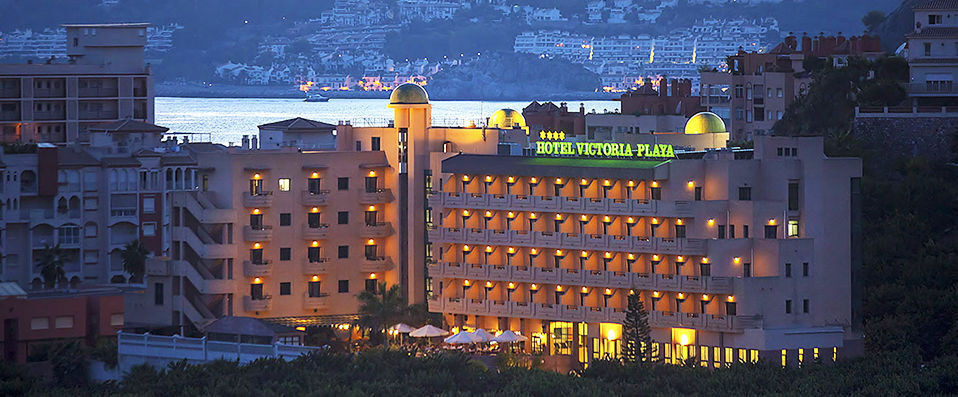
[36,244,68,289]
[356,282,406,347]
[120,240,150,283]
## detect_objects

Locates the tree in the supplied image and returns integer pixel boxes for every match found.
[862,10,885,32]
[356,282,406,347]
[36,244,68,289]
[121,240,150,283]
[622,292,652,363]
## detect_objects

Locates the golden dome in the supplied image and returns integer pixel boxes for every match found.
[389,83,429,105]
[684,112,726,135]
[489,109,526,129]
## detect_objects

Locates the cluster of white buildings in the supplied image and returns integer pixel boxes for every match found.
[0,25,182,61]
[514,18,778,92]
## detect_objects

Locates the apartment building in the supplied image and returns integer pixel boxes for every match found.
[701,34,881,141]
[906,0,958,104]
[0,23,153,144]
[426,116,862,368]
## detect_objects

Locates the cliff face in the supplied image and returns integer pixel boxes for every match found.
[870,0,923,52]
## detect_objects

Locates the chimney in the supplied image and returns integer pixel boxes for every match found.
[579,103,585,114]
[659,75,668,97]
[801,33,812,55]
[669,79,678,96]
[242,135,250,150]
[560,102,568,111]
[251,136,258,150]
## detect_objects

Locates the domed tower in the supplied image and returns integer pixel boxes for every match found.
[386,83,431,302]
[684,112,727,135]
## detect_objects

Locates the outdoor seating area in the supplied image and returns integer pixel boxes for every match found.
[387,323,529,356]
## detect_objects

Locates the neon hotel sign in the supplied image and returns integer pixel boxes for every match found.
[535,133,675,159]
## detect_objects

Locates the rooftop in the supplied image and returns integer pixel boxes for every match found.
[257,117,337,131]
[914,0,958,10]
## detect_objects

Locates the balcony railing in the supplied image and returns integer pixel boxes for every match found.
[243,225,274,241]
[303,259,329,274]
[428,297,751,331]
[243,191,273,207]
[360,256,394,273]
[301,190,329,206]
[302,224,329,239]
[428,192,691,217]
[359,188,394,204]
[243,260,272,277]
[427,262,734,294]
[303,293,329,310]
[428,227,707,255]
[242,295,271,312]
[360,222,394,238]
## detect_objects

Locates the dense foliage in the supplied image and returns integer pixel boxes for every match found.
[5,348,958,396]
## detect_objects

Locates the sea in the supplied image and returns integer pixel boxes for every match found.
[154,97,620,145]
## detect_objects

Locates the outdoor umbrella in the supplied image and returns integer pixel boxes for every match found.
[492,330,527,343]
[444,331,482,344]
[470,328,495,343]
[409,324,449,338]
[389,323,416,333]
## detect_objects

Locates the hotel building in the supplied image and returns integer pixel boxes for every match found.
[426,113,862,367]
[0,23,153,144]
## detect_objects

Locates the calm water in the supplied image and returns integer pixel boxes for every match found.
[155,97,619,145]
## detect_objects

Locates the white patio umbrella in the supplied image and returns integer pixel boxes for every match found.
[389,323,416,333]
[409,324,449,338]
[444,331,482,344]
[492,330,528,343]
[470,328,495,343]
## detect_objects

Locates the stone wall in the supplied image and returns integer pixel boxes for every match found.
[853,116,958,161]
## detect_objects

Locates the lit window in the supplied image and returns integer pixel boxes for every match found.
[278,178,291,192]
[142,222,157,236]
[787,220,799,238]
[110,313,124,326]
[30,317,49,330]
[55,316,74,329]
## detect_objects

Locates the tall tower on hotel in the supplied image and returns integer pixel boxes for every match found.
[387,83,432,303]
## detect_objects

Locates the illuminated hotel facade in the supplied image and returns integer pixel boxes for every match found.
[426,113,863,367]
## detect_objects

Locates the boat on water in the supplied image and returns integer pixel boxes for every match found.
[304,92,329,102]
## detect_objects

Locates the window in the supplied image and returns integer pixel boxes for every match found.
[143,197,155,213]
[338,245,349,259]
[700,262,711,276]
[84,224,97,237]
[650,187,661,200]
[308,177,321,194]
[717,225,726,239]
[250,283,264,299]
[743,225,749,239]
[726,301,737,316]
[280,247,291,261]
[250,248,264,264]
[365,279,377,293]
[279,282,291,295]
[753,107,765,121]
[674,225,686,239]
[31,317,50,330]
[743,262,751,278]
[308,212,322,228]
[154,282,164,305]
[308,281,322,297]
[371,137,381,151]
[734,85,744,98]
[142,222,156,236]
[110,313,124,326]
[278,178,290,192]
[785,300,792,314]
[785,263,792,277]
[925,42,932,57]
[803,299,809,313]
[729,225,735,239]
[787,220,799,237]
[338,211,349,224]
[765,225,778,239]
[694,187,702,201]
[337,177,349,191]
[735,107,744,120]
[280,213,291,226]
[355,140,362,151]
[776,88,783,98]
[338,280,349,293]
[803,262,809,277]
[308,246,321,262]
[930,14,943,25]
[788,181,800,210]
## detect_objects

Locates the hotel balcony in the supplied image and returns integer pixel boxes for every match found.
[109,208,138,224]
[908,82,958,97]
[428,192,693,218]
[302,224,329,239]
[427,227,707,256]
[303,293,329,310]
[301,190,329,206]
[303,259,330,274]
[360,222,394,238]
[429,297,756,331]
[359,188,394,204]
[427,262,734,294]
[243,191,273,207]
[360,256,394,273]
[242,295,272,312]
[242,260,272,277]
[243,225,274,241]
